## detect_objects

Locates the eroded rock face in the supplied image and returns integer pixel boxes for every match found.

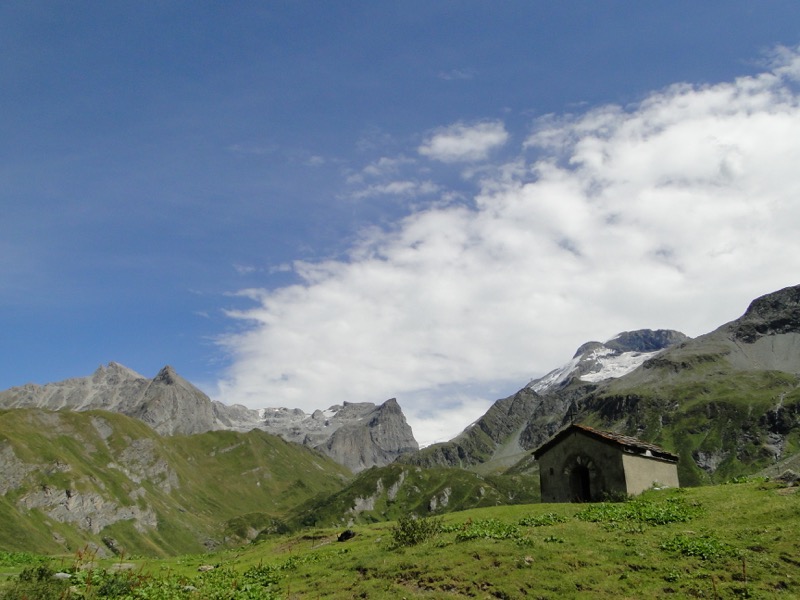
[0,363,219,435]
[318,399,419,472]
[17,487,157,534]
[0,444,37,495]
[2,414,169,537]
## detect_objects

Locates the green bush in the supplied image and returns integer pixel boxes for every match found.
[0,551,46,567]
[391,514,444,547]
[1,565,73,600]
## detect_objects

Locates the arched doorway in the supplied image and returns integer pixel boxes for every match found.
[569,464,592,502]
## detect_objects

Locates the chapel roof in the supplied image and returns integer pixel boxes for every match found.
[533,423,679,463]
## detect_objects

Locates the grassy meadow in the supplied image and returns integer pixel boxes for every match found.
[2,479,798,599]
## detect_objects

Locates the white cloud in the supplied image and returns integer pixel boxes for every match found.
[217,48,800,446]
[438,68,477,81]
[350,180,440,200]
[418,120,509,163]
[233,263,258,275]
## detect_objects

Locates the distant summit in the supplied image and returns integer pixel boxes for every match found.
[529,329,689,394]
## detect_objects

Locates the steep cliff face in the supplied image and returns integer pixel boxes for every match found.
[0,363,217,435]
[728,284,800,343]
[132,366,222,435]
[318,399,419,472]
[400,388,541,472]
[0,362,150,414]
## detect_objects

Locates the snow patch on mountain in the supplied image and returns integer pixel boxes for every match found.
[578,349,661,382]
[529,356,581,394]
[528,329,688,395]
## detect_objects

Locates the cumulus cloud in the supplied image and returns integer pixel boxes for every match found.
[217,48,800,445]
[418,120,509,163]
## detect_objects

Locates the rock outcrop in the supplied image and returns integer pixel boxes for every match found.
[317,399,418,472]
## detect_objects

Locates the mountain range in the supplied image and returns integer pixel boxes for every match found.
[1,283,799,556]
[0,364,417,473]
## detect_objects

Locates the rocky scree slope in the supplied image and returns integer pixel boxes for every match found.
[399,329,686,473]
[0,408,350,556]
[0,366,418,471]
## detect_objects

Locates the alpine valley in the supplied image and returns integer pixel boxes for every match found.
[0,284,799,557]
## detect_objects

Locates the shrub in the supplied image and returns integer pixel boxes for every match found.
[1,565,73,600]
[391,514,444,547]
[0,551,45,567]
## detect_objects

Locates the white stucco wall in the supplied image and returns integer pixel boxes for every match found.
[621,452,680,495]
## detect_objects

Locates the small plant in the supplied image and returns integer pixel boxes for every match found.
[725,475,769,485]
[660,533,737,561]
[576,496,702,527]
[518,512,568,527]
[391,514,444,547]
[455,519,531,546]
[543,535,565,543]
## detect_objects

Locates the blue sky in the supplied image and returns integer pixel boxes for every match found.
[3,2,800,445]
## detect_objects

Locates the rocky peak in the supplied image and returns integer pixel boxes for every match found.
[606,329,689,353]
[530,329,688,394]
[729,284,800,343]
[320,398,418,472]
[0,364,420,471]
[92,362,144,385]
[153,365,179,385]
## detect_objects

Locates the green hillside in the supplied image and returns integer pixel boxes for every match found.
[0,409,351,557]
[585,351,800,486]
[2,479,798,598]
[287,463,540,529]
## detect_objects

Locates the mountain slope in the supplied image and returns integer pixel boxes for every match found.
[577,284,800,484]
[0,408,350,556]
[286,463,540,529]
[400,329,686,473]
[402,285,800,484]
